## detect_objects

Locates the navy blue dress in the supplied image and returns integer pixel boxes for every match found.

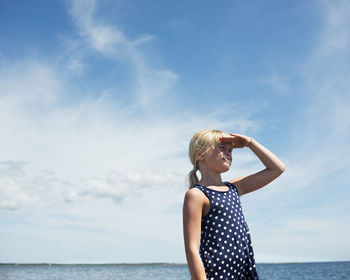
[193,182,259,280]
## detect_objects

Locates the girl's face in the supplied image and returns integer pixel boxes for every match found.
[202,142,233,173]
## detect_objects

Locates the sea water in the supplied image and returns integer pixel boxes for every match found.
[0,262,349,280]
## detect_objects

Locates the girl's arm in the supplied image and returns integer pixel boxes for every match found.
[183,188,207,280]
[233,137,285,196]
[220,133,286,196]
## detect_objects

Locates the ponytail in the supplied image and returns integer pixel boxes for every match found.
[187,168,199,188]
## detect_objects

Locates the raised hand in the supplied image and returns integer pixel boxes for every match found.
[219,133,252,149]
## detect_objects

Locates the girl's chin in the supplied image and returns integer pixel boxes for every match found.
[218,166,230,173]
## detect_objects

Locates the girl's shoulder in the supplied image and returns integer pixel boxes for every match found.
[184,186,207,203]
[185,185,203,196]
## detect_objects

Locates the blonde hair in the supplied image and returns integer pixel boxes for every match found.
[187,129,226,188]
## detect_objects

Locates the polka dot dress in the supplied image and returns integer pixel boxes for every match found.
[193,182,259,280]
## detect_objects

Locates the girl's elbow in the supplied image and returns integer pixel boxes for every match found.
[185,244,200,257]
[280,164,286,173]
[275,163,286,173]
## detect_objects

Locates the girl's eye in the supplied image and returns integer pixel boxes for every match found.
[218,146,233,153]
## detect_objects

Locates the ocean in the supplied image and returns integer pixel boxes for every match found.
[0,262,349,280]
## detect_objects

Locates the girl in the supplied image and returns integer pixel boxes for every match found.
[183,130,285,280]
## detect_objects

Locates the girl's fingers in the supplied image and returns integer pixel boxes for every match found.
[219,138,236,145]
[219,136,234,140]
[230,133,248,140]
[230,133,242,137]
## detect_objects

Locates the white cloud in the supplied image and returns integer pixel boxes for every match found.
[0,54,255,212]
[0,160,184,210]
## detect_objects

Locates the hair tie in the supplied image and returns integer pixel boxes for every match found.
[192,167,198,172]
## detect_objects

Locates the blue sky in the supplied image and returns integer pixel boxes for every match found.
[0,0,349,264]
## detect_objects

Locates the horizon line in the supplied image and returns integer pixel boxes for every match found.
[1,260,349,266]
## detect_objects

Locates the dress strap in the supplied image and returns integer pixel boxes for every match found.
[224,181,238,193]
[191,184,205,191]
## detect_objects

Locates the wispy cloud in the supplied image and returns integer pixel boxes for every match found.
[68,0,178,106]
[70,0,126,54]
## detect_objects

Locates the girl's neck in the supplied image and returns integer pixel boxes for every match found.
[198,170,224,187]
